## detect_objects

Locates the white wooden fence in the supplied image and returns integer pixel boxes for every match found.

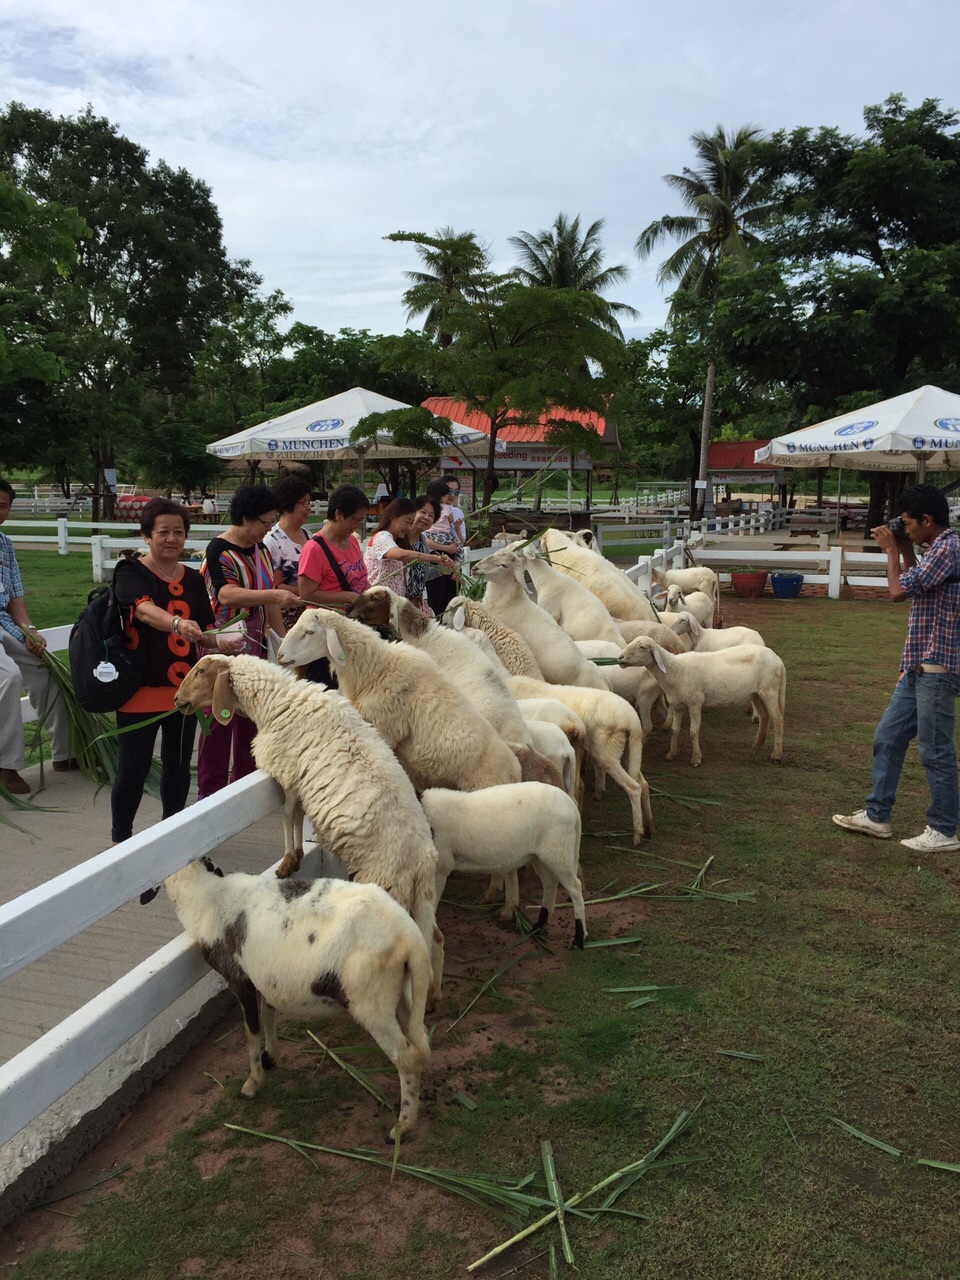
[597,508,790,552]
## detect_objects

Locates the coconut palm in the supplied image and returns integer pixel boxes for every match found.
[385,227,488,347]
[635,125,773,515]
[509,213,638,338]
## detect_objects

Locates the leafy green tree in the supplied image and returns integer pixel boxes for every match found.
[635,124,772,513]
[0,103,243,512]
[509,213,637,338]
[0,174,87,466]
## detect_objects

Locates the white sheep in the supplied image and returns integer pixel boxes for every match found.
[346,587,534,746]
[566,528,602,555]
[619,636,786,766]
[681,616,766,652]
[508,675,654,845]
[516,697,588,802]
[517,546,625,645]
[174,656,444,1000]
[575,640,663,736]
[277,609,522,794]
[421,783,587,948]
[163,858,430,1138]
[651,564,720,612]
[522,718,578,802]
[445,597,544,679]
[663,584,715,628]
[540,528,658,621]
[474,549,607,689]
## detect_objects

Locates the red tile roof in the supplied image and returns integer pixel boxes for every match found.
[422,397,611,445]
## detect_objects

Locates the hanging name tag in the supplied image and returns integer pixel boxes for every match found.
[94,661,119,683]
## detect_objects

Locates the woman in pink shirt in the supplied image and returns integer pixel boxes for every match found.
[298,485,371,608]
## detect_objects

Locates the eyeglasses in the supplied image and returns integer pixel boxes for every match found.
[449,489,460,496]
[254,515,276,526]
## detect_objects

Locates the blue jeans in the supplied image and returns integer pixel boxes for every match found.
[866,669,960,835]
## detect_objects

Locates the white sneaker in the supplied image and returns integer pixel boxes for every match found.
[832,810,893,839]
[900,826,960,852]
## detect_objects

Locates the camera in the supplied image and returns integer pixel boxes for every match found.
[886,516,907,539]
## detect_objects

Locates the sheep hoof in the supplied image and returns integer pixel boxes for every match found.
[261,1051,276,1071]
[240,1080,259,1100]
[532,907,549,933]
[571,920,585,950]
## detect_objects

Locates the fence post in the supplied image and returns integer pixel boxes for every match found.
[90,536,105,584]
[57,518,68,555]
[828,546,842,598]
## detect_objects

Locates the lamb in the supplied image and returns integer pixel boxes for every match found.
[574,640,663,736]
[346,587,533,746]
[445,597,544,678]
[421,783,587,949]
[163,857,430,1138]
[174,656,444,1000]
[276,609,522,794]
[566,528,602,555]
[516,697,588,802]
[518,546,625,645]
[474,549,607,689]
[540,528,657,622]
[619,636,786,766]
[677,614,766,652]
[508,675,655,845]
[663,584,715,628]
[522,718,579,802]
[651,564,720,612]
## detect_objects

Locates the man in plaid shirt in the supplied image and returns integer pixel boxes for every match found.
[834,484,960,852]
[0,478,74,794]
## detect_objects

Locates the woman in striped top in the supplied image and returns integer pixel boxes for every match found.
[199,485,302,796]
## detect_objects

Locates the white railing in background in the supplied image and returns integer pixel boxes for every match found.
[5,519,228,562]
[597,508,789,552]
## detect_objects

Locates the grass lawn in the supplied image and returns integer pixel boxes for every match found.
[6,588,960,1278]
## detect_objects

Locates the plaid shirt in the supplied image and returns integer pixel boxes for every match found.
[0,531,25,643]
[899,527,960,674]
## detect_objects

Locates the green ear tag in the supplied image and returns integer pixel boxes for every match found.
[220,708,231,719]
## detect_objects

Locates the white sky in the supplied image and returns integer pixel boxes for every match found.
[3,0,957,340]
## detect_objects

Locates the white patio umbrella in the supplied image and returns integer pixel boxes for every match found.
[754,385,960,478]
[206,387,493,488]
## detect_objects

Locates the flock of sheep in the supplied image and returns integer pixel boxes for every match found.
[162,529,787,1139]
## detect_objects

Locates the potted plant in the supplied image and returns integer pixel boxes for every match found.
[770,570,804,599]
[729,566,768,598]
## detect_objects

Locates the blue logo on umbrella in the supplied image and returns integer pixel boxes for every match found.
[933,418,960,433]
[267,440,278,451]
[835,420,877,437]
[306,418,345,432]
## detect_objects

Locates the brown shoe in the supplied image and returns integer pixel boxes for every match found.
[0,768,31,795]
[52,758,81,773]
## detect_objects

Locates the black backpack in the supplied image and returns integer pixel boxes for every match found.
[69,582,147,713]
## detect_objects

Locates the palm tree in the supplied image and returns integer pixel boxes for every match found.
[385,227,487,346]
[509,213,638,338]
[635,125,772,516]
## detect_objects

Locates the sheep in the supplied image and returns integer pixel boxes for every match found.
[540,528,658,622]
[163,857,430,1138]
[421,784,587,948]
[277,609,522,795]
[651,564,720,612]
[445,597,544,679]
[474,549,607,689]
[515,546,625,645]
[574,640,663,736]
[516,697,588,802]
[678,615,766,652]
[508,675,655,845]
[522,718,578,802]
[615,617,690,652]
[566,528,603,555]
[663,584,715,628]
[174,656,444,1001]
[346,587,533,746]
[619,636,786,766]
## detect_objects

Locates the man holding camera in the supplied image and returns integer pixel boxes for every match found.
[834,484,960,852]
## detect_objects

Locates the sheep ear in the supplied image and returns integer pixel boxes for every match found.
[212,668,238,725]
[452,605,466,632]
[652,645,667,673]
[326,626,347,667]
[514,561,527,588]
[689,613,702,639]
[388,594,403,634]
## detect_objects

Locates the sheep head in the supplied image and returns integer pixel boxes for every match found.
[346,586,395,630]
[664,585,685,611]
[618,636,667,673]
[671,610,701,640]
[475,549,526,588]
[277,608,347,670]
[175,655,246,724]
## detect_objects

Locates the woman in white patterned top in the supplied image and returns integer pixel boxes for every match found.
[364,498,454,596]
[264,475,315,630]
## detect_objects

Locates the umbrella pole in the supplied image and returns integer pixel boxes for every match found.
[836,466,841,537]
[357,447,365,494]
